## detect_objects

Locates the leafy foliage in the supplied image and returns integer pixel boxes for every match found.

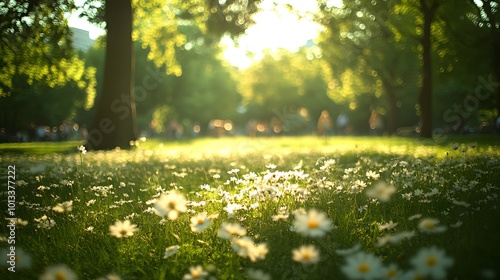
[0,0,90,92]
[0,0,96,131]
[80,0,262,77]
[317,0,422,132]
[315,0,499,135]
[239,48,336,128]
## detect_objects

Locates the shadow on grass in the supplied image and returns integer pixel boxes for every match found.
[0,141,84,155]
[0,134,498,157]
[416,134,500,146]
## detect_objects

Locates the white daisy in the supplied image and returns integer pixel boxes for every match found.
[293,209,332,238]
[408,214,422,221]
[418,218,447,234]
[377,221,398,231]
[163,245,179,259]
[190,212,211,233]
[341,251,384,280]
[52,201,73,213]
[183,265,208,280]
[248,242,269,262]
[16,218,29,226]
[109,220,138,238]
[231,236,254,258]
[383,263,400,279]
[366,182,396,202]
[377,230,415,247]
[218,222,247,240]
[39,264,77,280]
[223,202,245,217]
[401,269,426,280]
[230,237,268,262]
[78,145,87,154]
[292,245,320,265]
[34,215,56,229]
[365,171,380,180]
[271,212,289,221]
[0,247,32,270]
[335,243,362,256]
[96,273,122,280]
[410,246,453,279]
[154,191,187,220]
[246,268,272,280]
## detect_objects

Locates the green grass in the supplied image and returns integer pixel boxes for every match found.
[1,136,499,279]
[0,141,83,155]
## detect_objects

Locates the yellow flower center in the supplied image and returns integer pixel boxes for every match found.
[308,219,319,229]
[424,222,435,229]
[120,229,128,236]
[358,263,370,273]
[387,269,397,277]
[197,218,205,225]
[167,202,176,209]
[302,252,312,260]
[377,188,389,195]
[426,256,438,266]
[192,272,201,279]
[55,272,67,280]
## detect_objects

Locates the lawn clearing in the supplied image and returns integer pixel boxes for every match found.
[1,136,499,280]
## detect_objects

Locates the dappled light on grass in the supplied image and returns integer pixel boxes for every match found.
[0,137,499,279]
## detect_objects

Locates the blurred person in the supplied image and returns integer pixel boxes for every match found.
[29,122,36,141]
[270,117,282,134]
[50,126,59,141]
[167,120,181,139]
[192,123,201,137]
[208,119,225,137]
[59,121,71,141]
[72,123,80,140]
[36,125,48,141]
[496,115,500,134]
[247,119,258,137]
[175,124,183,139]
[0,128,7,142]
[336,113,349,135]
[80,125,88,140]
[369,110,384,135]
[317,110,333,137]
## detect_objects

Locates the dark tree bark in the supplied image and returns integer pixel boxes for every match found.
[482,0,500,115]
[494,48,500,116]
[418,0,439,138]
[86,0,137,150]
[383,81,399,134]
[378,36,399,135]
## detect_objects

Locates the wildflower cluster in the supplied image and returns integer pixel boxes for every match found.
[0,139,498,279]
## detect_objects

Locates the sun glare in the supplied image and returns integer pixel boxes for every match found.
[67,0,343,67]
[67,0,105,40]
[222,0,332,69]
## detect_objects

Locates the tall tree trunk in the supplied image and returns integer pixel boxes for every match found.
[418,0,438,138]
[486,12,500,116]
[494,52,500,116]
[384,82,398,134]
[86,0,137,150]
[475,0,500,117]
[490,40,500,116]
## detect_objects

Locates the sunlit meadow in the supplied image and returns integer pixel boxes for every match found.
[1,136,499,280]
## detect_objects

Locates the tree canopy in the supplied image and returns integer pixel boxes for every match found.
[0,0,95,94]
[316,0,499,137]
[0,0,96,135]
[1,0,498,143]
